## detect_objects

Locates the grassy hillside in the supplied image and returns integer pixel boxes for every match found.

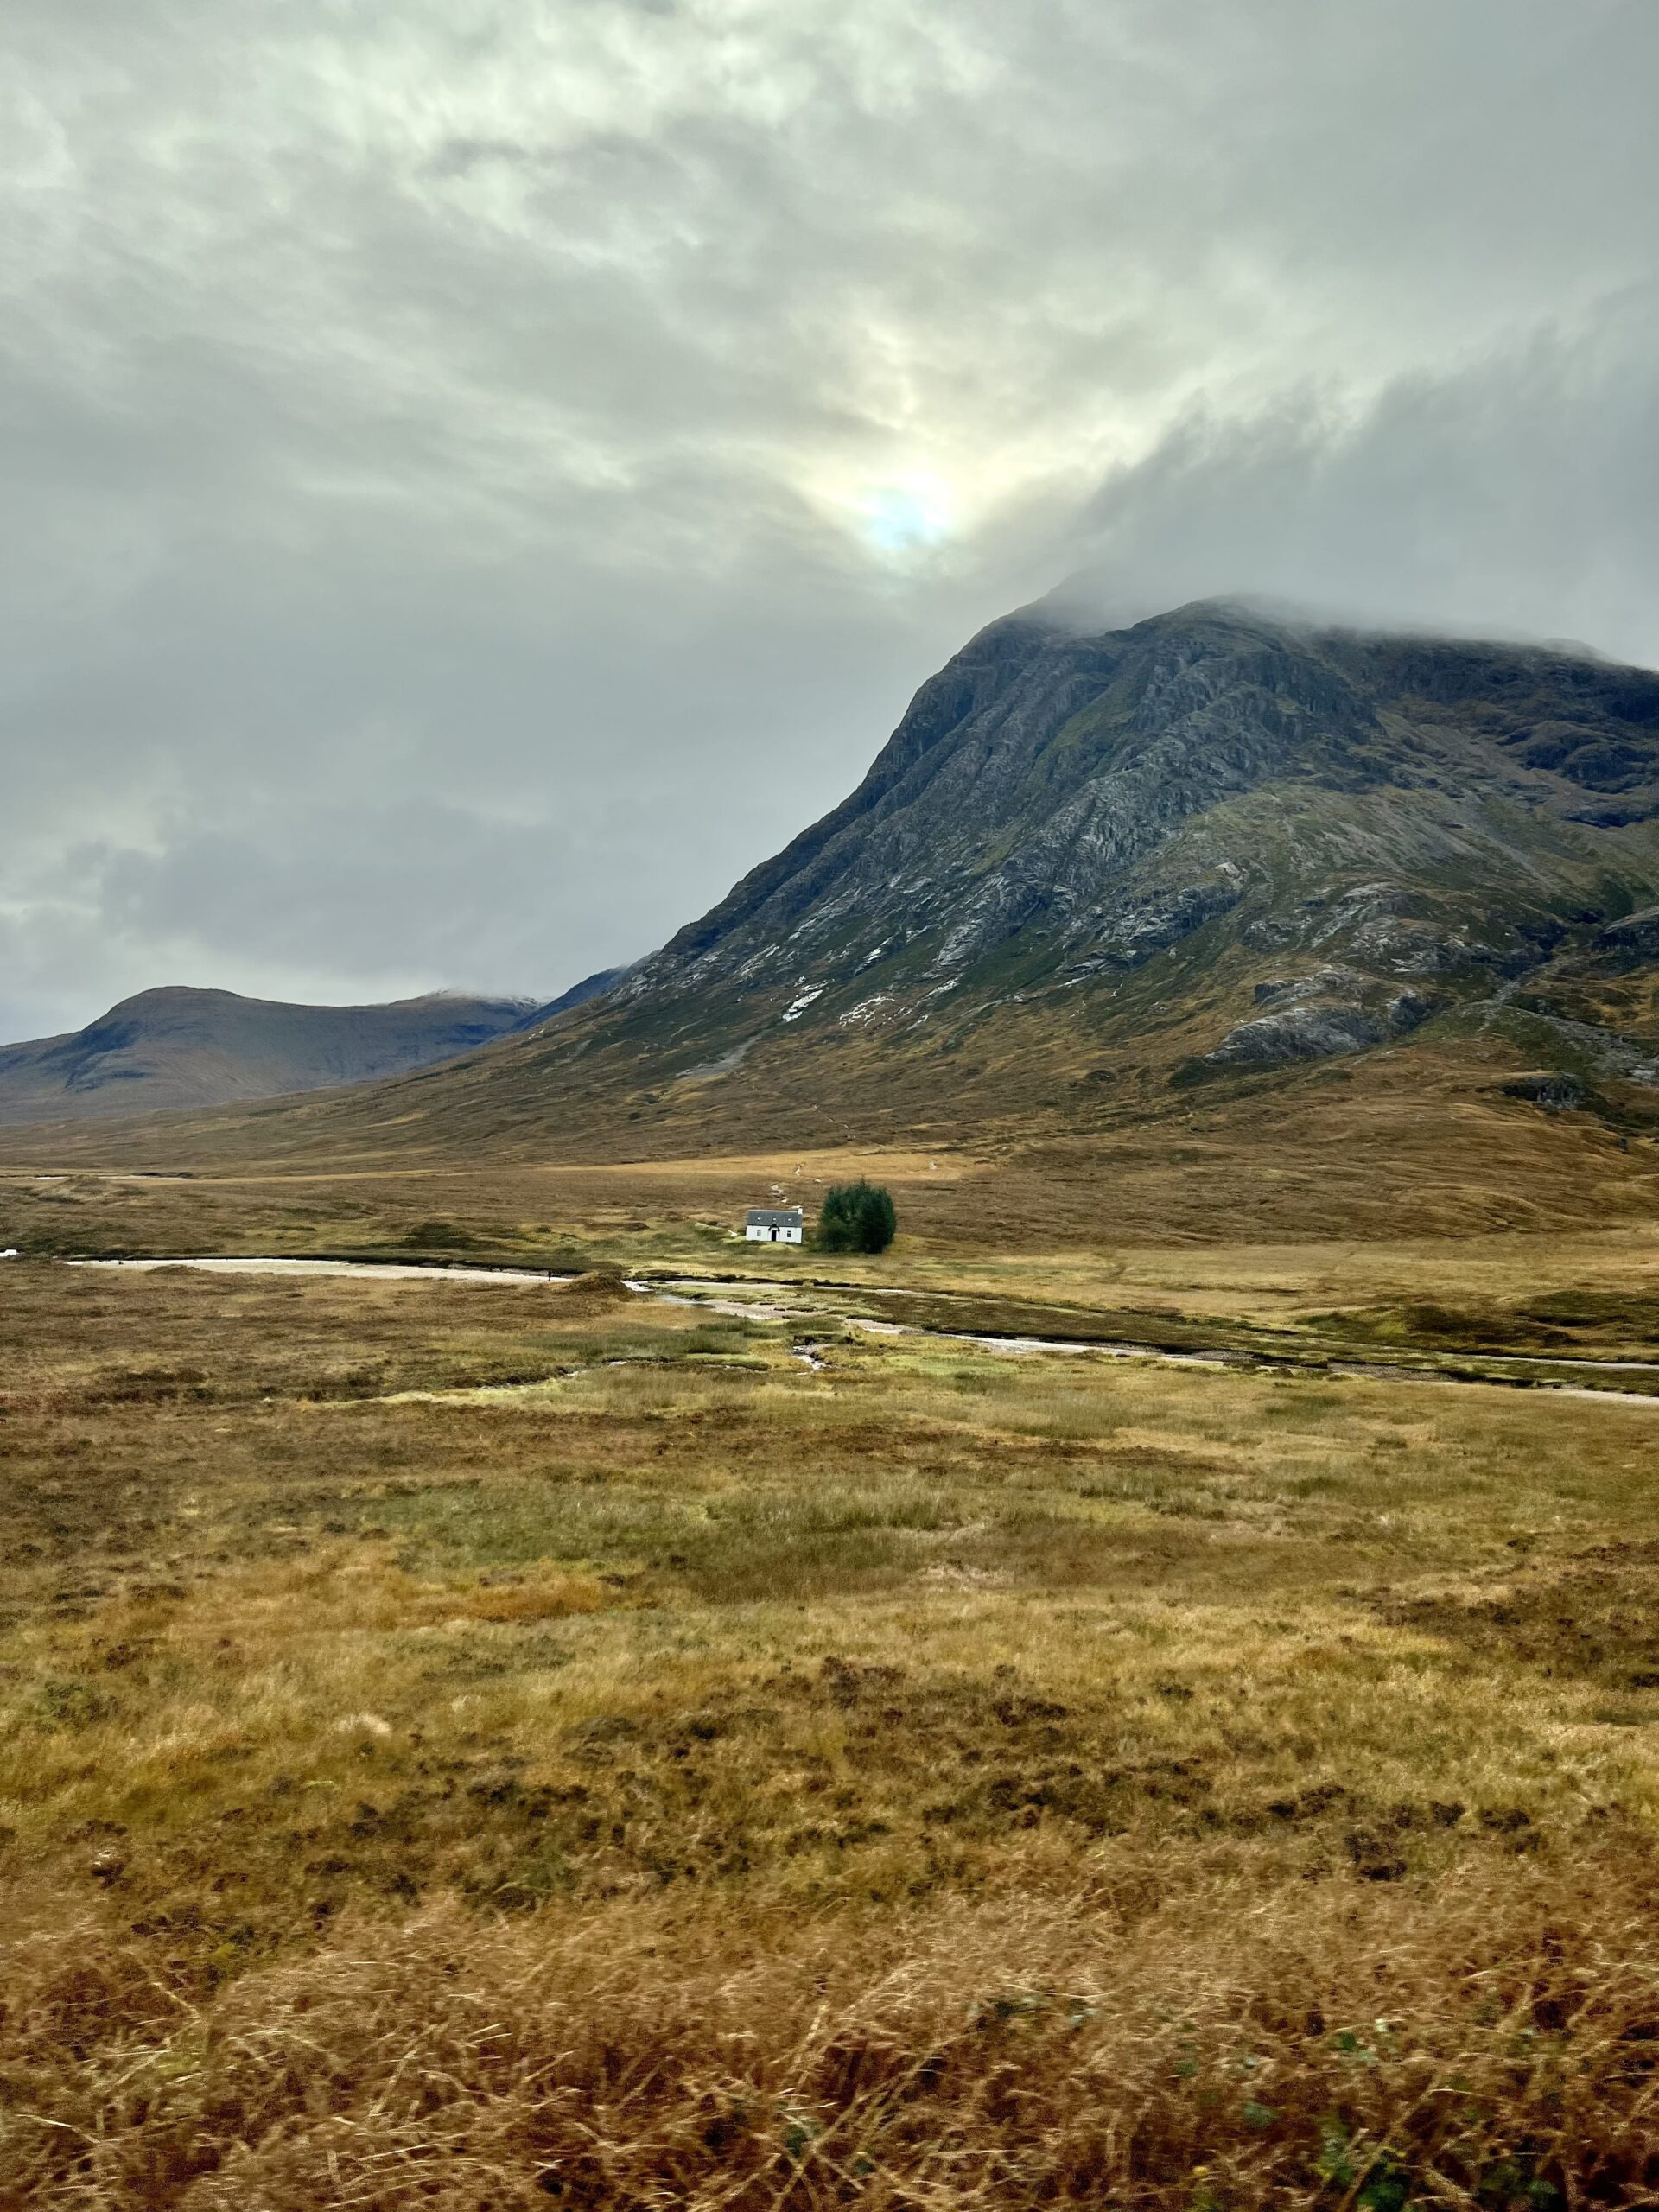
[5,1014,1657,1256]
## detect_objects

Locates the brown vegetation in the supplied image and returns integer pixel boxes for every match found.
[3,1014,1659,1250]
[3,1249,1659,2202]
[15,1862,1659,2208]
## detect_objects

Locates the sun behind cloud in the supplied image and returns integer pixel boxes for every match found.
[854,473,956,556]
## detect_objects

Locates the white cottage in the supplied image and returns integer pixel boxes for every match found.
[746,1206,804,1244]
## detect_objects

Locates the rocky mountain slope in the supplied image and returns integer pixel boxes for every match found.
[639,597,1651,1014]
[0,987,542,1123]
[6,596,1659,1221]
[381,595,1659,1142]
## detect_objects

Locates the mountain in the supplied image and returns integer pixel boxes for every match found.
[6,596,1659,1236]
[0,986,541,1124]
[607,593,1659,1081]
[296,594,1659,1129]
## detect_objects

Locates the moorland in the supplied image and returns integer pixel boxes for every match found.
[4,1145,1659,2209]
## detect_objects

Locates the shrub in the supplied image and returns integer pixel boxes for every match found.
[817,1180,897,1254]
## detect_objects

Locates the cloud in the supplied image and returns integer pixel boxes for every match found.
[1063,311,1659,657]
[0,0,1654,1037]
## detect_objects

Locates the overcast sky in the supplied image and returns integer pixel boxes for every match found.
[3,0,1656,1040]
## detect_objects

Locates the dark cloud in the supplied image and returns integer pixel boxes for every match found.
[1,0,1654,1038]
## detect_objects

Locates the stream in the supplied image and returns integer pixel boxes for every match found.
[68,1255,1659,1406]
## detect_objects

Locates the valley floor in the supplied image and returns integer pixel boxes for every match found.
[4,1179,1659,2205]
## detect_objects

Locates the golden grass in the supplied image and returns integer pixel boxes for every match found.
[5,1256,1659,2204]
[15,1860,1659,2209]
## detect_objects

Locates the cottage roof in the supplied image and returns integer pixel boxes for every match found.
[747,1206,804,1227]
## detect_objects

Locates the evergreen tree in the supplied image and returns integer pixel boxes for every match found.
[817,1179,897,1253]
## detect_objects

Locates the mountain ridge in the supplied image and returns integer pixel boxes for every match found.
[0,985,546,1124]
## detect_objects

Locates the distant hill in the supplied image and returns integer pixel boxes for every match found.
[7,597,1659,1237]
[0,987,543,1123]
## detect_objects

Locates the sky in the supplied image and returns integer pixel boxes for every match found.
[3,0,1656,1040]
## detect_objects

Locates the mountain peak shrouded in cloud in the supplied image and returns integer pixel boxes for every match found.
[2,0,1655,1036]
